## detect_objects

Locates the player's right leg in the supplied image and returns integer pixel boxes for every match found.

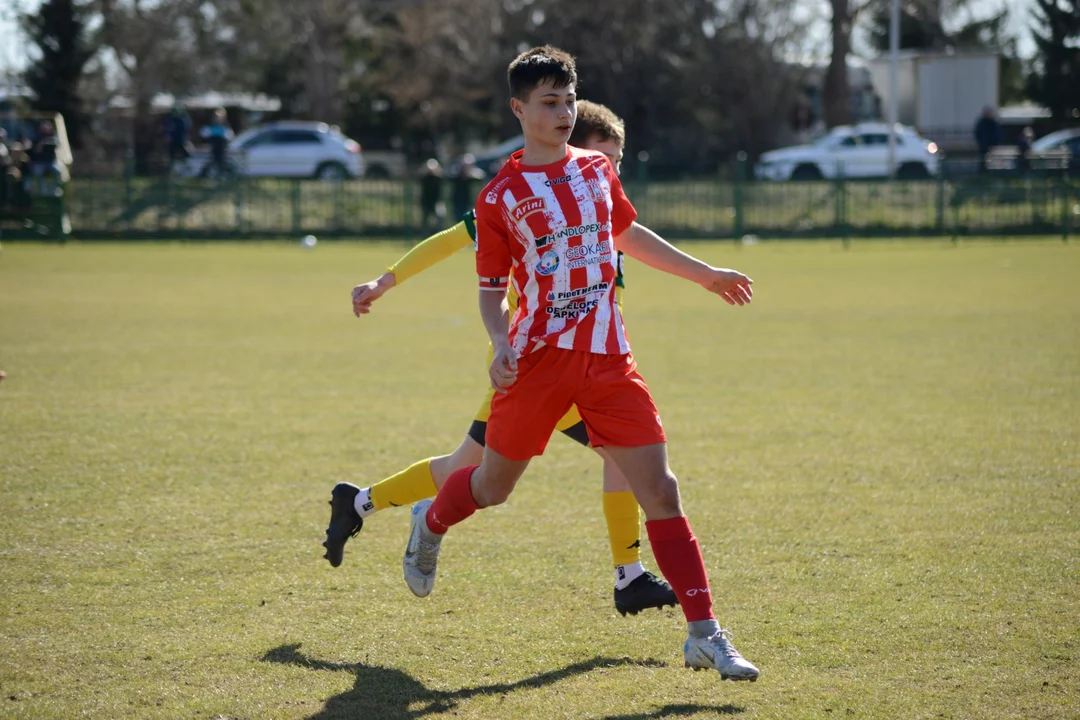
[404,346,576,597]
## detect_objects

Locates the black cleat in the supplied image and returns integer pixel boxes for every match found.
[614,571,680,616]
[322,482,363,567]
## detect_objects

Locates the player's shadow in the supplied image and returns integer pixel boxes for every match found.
[262,643,744,719]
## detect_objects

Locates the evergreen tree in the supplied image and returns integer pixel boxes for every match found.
[22,0,96,148]
[1027,0,1080,119]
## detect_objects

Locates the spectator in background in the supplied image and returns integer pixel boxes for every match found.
[200,107,234,178]
[974,106,1002,173]
[419,158,445,233]
[164,103,192,172]
[0,129,11,207]
[27,121,62,196]
[7,137,31,207]
[451,153,485,219]
[1016,126,1035,176]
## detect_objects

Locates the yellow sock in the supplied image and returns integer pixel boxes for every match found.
[603,491,642,567]
[369,458,438,511]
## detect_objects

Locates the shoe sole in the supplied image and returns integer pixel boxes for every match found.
[615,599,679,617]
[684,662,759,681]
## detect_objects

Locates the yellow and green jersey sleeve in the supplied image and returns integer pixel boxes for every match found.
[388,220,475,285]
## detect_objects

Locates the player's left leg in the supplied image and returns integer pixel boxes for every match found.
[603,442,759,682]
[576,353,758,681]
[557,409,677,614]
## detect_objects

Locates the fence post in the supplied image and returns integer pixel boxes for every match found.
[158,173,170,233]
[1063,173,1071,243]
[233,177,243,235]
[733,152,746,242]
[837,162,849,248]
[403,178,414,243]
[334,179,344,235]
[292,180,302,237]
[935,157,946,235]
[951,178,961,245]
[635,151,649,222]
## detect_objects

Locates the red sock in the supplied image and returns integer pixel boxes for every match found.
[645,516,715,622]
[426,465,481,534]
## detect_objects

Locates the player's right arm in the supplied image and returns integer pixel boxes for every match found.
[475,197,517,392]
[352,220,475,316]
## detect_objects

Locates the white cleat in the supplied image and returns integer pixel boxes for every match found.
[684,629,760,681]
[403,499,442,597]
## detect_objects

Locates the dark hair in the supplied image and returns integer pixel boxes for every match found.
[507,45,577,101]
[569,100,625,148]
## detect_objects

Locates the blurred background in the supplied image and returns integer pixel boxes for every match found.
[0,0,1077,240]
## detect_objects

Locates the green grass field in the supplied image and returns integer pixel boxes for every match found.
[1,239,1077,720]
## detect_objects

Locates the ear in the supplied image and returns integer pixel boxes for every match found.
[510,97,524,121]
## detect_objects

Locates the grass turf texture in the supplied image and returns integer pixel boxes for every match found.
[0,239,1077,720]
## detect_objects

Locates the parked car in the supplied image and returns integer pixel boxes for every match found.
[182,121,364,179]
[451,135,525,178]
[755,123,940,181]
[986,128,1080,174]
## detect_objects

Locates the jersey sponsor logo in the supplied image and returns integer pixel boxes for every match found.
[585,178,607,203]
[535,249,560,276]
[564,240,612,270]
[544,175,572,187]
[546,282,610,302]
[511,196,546,221]
[545,298,599,319]
[485,177,510,204]
[535,222,611,250]
[565,240,610,260]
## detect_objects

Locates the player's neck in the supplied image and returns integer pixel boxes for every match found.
[519,138,568,168]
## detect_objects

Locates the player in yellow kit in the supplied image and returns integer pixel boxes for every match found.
[324,101,677,615]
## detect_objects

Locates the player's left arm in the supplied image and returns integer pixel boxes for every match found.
[601,161,752,307]
[616,223,753,306]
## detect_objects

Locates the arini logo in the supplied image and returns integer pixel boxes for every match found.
[511,197,546,221]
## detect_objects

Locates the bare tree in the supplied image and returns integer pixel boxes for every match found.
[824,0,876,127]
[97,0,216,171]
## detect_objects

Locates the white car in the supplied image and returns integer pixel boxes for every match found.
[190,121,365,179]
[755,123,940,181]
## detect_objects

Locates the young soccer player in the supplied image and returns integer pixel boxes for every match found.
[325,101,679,617]
[401,46,760,681]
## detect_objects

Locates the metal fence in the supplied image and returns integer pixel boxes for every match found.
[2,171,1077,242]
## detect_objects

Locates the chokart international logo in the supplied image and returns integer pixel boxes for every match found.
[535,250,560,276]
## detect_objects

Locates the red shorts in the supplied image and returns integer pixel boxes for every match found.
[486,346,667,461]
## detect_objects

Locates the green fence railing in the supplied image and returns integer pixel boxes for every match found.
[2,172,1077,242]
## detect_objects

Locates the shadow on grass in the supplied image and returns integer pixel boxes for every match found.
[601,704,745,719]
[262,643,740,719]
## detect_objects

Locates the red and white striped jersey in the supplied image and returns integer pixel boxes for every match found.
[475,146,637,356]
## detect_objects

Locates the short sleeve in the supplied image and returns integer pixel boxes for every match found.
[603,161,637,236]
[475,200,512,290]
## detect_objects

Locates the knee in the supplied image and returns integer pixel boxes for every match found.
[641,471,682,516]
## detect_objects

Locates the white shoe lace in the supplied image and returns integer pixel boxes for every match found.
[710,629,743,659]
[414,536,441,573]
